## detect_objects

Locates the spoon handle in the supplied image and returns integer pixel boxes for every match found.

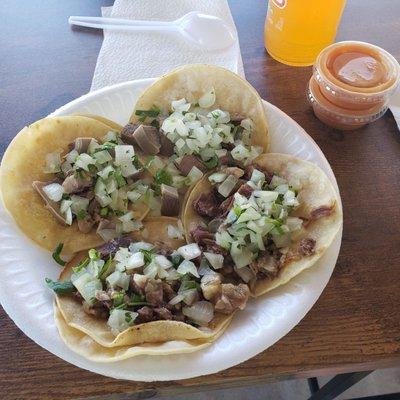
[69,16,178,31]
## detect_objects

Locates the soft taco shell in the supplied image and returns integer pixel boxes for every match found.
[184,153,343,296]
[0,116,149,255]
[130,64,269,152]
[74,114,123,132]
[54,305,227,362]
[56,217,232,347]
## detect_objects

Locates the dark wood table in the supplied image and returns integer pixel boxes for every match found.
[1,1,399,399]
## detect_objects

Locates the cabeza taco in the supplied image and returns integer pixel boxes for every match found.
[48,217,238,358]
[184,153,342,296]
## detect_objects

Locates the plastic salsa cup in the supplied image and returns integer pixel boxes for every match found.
[313,41,400,111]
[307,76,388,131]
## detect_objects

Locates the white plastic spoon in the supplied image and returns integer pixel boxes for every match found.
[69,11,236,51]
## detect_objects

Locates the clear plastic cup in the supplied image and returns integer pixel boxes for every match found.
[313,41,400,111]
[307,76,388,130]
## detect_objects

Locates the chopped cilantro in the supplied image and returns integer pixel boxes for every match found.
[131,294,145,303]
[76,209,87,220]
[150,119,160,129]
[171,253,183,267]
[45,278,75,294]
[98,255,112,279]
[154,169,173,186]
[114,167,127,187]
[125,312,133,323]
[112,291,125,307]
[101,142,117,151]
[52,243,66,266]
[132,155,142,169]
[140,249,155,264]
[89,249,100,261]
[72,257,89,273]
[100,207,109,217]
[180,279,200,291]
[203,154,219,170]
[56,171,65,180]
[135,107,161,119]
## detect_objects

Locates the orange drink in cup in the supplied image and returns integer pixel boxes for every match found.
[264,0,347,66]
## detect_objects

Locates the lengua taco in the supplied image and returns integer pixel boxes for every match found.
[127,64,269,182]
[0,115,204,254]
[184,153,342,296]
[53,305,229,362]
[47,217,241,352]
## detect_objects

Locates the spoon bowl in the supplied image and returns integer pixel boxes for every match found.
[69,11,237,52]
[176,12,236,51]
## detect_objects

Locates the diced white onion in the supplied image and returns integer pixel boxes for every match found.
[250,169,265,185]
[114,145,135,166]
[177,260,200,278]
[182,301,214,325]
[106,271,130,290]
[198,88,216,108]
[230,242,253,268]
[97,165,115,180]
[240,118,254,131]
[203,252,224,269]
[74,153,96,172]
[70,195,89,214]
[87,139,101,154]
[172,98,191,112]
[167,223,184,239]
[209,172,227,184]
[181,288,198,305]
[208,109,230,124]
[127,190,142,202]
[286,217,303,231]
[107,309,137,335]
[218,174,238,198]
[133,273,148,288]
[143,262,158,279]
[93,150,112,164]
[43,183,64,202]
[129,242,154,252]
[103,131,118,143]
[154,255,173,269]
[186,166,204,185]
[177,243,201,260]
[198,259,216,276]
[169,294,185,305]
[253,190,279,202]
[72,272,102,304]
[126,252,145,271]
[65,149,79,164]
[44,152,62,173]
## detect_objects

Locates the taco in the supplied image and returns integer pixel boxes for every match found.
[74,114,124,132]
[54,305,228,362]
[126,64,269,189]
[183,153,342,296]
[48,217,238,349]
[0,116,196,254]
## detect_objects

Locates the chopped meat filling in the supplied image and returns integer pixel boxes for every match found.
[299,238,316,256]
[193,191,219,218]
[214,283,250,314]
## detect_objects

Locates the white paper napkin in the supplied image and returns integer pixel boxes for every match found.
[91,0,244,91]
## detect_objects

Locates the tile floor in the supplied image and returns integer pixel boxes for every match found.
[160,367,400,400]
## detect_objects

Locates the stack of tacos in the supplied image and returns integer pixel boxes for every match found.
[0,65,342,361]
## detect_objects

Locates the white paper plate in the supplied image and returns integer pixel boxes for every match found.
[0,79,342,381]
